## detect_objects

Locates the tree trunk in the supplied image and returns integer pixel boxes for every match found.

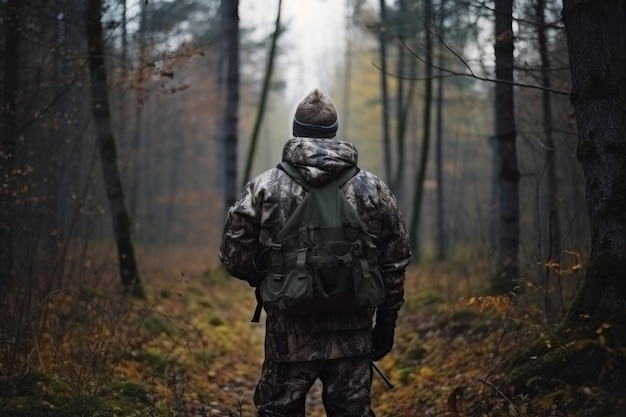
[605,0,626,108]
[507,1,626,407]
[0,0,20,291]
[563,0,626,333]
[219,0,240,214]
[342,0,355,141]
[129,0,147,217]
[86,0,144,298]
[378,0,392,185]
[408,0,433,257]
[392,0,416,198]
[243,0,281,186]
[435,0,446,261]
[393,3,405,194]
[491,0,519,294]
[536,0,563,322]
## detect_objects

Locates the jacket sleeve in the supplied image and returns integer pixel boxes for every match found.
[375,185,412,326]
[218,181,268,287]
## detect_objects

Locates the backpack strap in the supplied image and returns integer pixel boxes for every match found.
[336,165,359,187]
[252,287,263,323]
[277,162,311,190]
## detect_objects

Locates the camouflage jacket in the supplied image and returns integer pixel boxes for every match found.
[219,137,411,362]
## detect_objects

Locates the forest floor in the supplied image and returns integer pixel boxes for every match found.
[0,248,622,416]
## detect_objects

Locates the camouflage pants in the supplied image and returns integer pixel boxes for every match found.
[253,356,375,417]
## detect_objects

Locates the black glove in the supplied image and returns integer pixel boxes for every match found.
[371,323,395,361]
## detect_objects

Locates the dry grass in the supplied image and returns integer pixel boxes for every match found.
[1,244,621,416]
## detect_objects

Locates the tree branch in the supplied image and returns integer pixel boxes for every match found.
[372,35,570,96]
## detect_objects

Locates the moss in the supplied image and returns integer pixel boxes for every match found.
[405,345,428,361]
[406,289,445,309]
[193,350,215,366]
[209,315,225,326]
[506,342,605,394]
[0,389,123,417]
[185,284,206,297]
[136,349,179,375]
[142,315,175,337]
[0,371,50,397]
[1,370,151,416]
[449,308,477,323]
[109,380,150,404]
[397,367,413,385]
[200,267,231,285]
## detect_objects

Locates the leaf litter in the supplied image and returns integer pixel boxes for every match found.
[1,256,619,416]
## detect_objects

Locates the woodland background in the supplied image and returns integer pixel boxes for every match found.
[1,0,625,416]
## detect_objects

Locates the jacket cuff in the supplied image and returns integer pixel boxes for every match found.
[375,309,398,327]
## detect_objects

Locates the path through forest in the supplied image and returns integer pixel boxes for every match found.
[3,250,600,416]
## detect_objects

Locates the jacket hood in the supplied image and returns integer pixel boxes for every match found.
[281,137,358,186]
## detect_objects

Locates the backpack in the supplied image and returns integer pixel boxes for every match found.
[252,161,385,322]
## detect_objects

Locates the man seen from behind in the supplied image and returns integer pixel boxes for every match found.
[219,89,411,417]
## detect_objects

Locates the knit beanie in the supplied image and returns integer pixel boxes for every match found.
[292,89,339,139]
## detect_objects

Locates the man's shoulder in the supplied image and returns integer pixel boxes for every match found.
[248,165,289,187]
[351,169,391,192]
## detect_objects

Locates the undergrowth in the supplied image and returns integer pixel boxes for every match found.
[0,252,624,416]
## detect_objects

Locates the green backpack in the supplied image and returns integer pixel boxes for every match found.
[252,161,385,322]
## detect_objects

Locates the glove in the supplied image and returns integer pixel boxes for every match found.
[371,323,395,361]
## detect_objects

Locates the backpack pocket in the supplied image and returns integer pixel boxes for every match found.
[259,268,314,311]
[352,242,385,308]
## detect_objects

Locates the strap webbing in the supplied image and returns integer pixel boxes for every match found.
[252,287,263,323]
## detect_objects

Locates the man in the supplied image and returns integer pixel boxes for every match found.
[219,89,411,417]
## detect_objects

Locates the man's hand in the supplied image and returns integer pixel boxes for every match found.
[371,323,395,361]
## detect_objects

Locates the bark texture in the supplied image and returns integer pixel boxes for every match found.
[506,2,626,409]
[491,0,519,294]
[0,0,20,290]
[86,0,143,297]
[220,0,240,212]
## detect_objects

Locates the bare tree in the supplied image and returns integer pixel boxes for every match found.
[392,0,417,197]
[129,0,147,217]
[0,0,20,291]
[378,0,392,185]
[435,0,447,261]
[243,0,282,186]
[408,0,434,256]
[86,0,143,298]
[491,0,519,293]
[535,0,563,322]
[219,0,240,214]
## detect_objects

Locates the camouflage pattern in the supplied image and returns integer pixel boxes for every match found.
[254,356,374,417]
[219,137,411,361]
